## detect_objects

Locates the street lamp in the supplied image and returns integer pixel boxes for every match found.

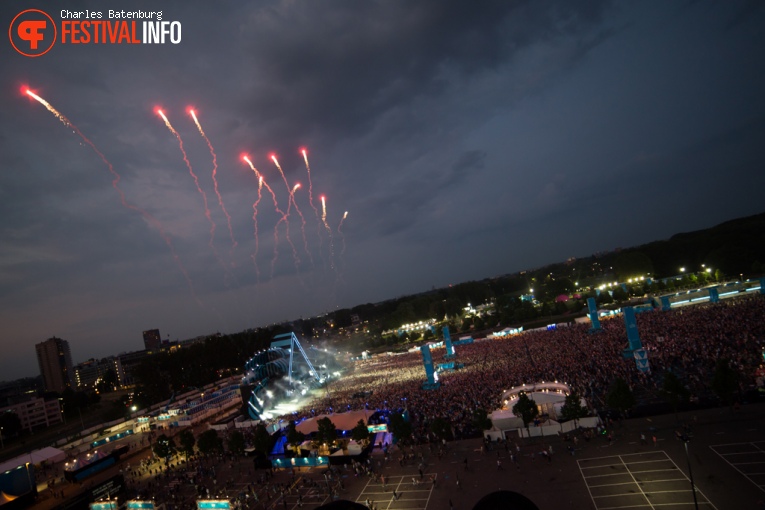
[1,426,4,450]
[679,433,699,510]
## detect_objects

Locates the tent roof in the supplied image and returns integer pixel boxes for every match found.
[295,410,369,435]
[0,446,66,474]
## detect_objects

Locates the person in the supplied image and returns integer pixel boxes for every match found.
[496,458,503,470]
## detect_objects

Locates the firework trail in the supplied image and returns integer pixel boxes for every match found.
[337,210,348,257]
[321,195,336,272]
[157,109,229,278]
[243,156,300,279]
[290,182,314,268]
[301,149,320,219]
[301,148,325,267]
[24,88,201,306]
[250,176,264,282]
[271,155,312,267]
[189,108,238,258]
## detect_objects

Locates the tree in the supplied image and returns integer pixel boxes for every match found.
[596,291,614,305]
[606,378,635,415]
[0,411,22,437]
[315,417,338,447]
[178,429,196,458]
[539,277,574,302]
[712,359,740,407]
[286,420,305,453]
[153,434,175,459]
[227,430,246,456]
[560,392,588,428]
[197,429,223,455]
[443,298,462,318]
[614,251,654,282]
[512,391,539,438]
[472,409,492,432]
[253,423,272,456]
[351,420,371,445]
[96,368,118,393]
[660,371,690,420]
[611,287,628,303]
[429,417,453,441]
[388,412,413,445]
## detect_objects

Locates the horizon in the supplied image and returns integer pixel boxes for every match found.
[6,207,762,386]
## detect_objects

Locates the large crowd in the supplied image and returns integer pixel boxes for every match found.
[280,296,765,437]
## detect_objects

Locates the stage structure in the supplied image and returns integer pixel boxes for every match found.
[587,297,601,332]
[443,326,455,358]
[620,306,650,373]
[420,345,440,390]
[242,332,323,421]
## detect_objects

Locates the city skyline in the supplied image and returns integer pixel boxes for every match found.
[1,1,764,380]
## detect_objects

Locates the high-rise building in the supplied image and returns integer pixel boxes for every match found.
[142,329,161,351]
[73,357,125,391]
[35,337,74,394]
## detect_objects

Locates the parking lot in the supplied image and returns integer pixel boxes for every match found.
[709,441,765,494]
[578,451,716,509]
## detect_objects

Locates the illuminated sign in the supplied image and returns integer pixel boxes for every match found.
[90,502,117,510]
[127,502,155,510]
[197,501,231,510]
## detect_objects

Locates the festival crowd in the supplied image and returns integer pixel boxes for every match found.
[281,296,765,437]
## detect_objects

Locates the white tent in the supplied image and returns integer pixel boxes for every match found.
[0,446,66,473]
[295,410,369,435]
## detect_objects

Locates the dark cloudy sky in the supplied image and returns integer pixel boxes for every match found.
[1,1,764,381]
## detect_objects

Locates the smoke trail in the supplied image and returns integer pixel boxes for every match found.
[25,89,201,306]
